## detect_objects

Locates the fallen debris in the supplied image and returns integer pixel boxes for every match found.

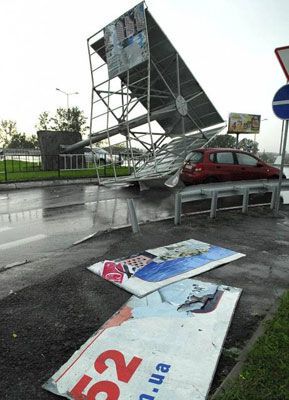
[43,279,242,399]
[87,239,244,297]
[0,259,28,273]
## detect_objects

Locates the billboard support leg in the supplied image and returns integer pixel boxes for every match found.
[127,199,140,234]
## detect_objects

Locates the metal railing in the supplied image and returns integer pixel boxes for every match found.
[174,179,289,224]
[0,153,43,182]
[0,152,132,183]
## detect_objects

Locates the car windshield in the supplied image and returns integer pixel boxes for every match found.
[186,151,203,163]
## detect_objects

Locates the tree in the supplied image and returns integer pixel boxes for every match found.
[36,107,88,134]
[208,134,259,155]
[37,111,50,131]
[259,151,270,163]
[238,138,259,154]
[0,120,38,149]
[208,134,236,148]
[7,133,39,149]
[0,120,17,147]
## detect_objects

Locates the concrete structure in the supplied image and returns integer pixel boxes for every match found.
[37,130,83,171]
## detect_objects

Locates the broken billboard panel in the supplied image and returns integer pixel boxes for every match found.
[87,238,245,297]
[104,2,149,79]
[43,279,242,400]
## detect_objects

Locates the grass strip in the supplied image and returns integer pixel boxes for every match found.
[215,290,289,400]
[0,161,129,182]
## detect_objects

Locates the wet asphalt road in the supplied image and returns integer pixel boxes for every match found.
[0,184,175,268]
[1,176,288,269]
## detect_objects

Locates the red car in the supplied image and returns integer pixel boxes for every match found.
[180,148,285,185]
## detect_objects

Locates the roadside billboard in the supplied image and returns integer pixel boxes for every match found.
[104,2,149,79]
[44,279,242,400]
[228,112,261,134]
[87,239,244,297]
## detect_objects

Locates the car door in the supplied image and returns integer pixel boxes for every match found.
[235,152,267,180]
[210,151,236,181]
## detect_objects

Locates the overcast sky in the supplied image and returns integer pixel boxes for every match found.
[0,0,288,152]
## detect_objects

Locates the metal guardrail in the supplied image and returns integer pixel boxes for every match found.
[174,179,289,224]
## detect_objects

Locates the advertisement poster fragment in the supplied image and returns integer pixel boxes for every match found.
[228,112,261,134]
[43,279,242,400]
[87,239,245,297]
[104,2,148,79]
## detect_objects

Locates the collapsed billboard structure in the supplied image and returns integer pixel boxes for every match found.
[64,2,225,185]
[44,279,242,400]
[44,237,244,399]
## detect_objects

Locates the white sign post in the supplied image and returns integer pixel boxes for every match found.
[272,85,289,215]
[273,46,289,215]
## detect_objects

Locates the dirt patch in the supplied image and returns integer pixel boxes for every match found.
[0,266,130,399]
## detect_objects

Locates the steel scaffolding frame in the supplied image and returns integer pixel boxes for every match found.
[70,3,225,185]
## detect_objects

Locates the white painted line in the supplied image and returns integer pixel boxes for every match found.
[272,100,289,105]
[0,227,12,233]
[0,234,46,251]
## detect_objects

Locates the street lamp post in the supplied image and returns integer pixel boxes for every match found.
[56,88,79,108]
[254,118,268,142]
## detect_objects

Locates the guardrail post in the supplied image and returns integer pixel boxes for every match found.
[4,154,8,182]
[210,191,218,219]
[242,188,249,213]
[174,192,182,225]
[270,186,277,210]
[127,199,140,233]
[58,155,61,178]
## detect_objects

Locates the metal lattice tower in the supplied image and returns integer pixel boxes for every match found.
[70,2,226,185]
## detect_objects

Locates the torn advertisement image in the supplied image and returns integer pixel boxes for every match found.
[104,2,148,79]
[87,238,245,297]
[43,279,242,400]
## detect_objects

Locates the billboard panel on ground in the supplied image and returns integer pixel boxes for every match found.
[43,279,242,400]
[87,239,245,297]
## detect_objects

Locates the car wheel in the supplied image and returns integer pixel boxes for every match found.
[203,176,218,184]
[271,174,287,179]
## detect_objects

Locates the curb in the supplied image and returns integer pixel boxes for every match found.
[209,293,284,399]
[0,177,99,191]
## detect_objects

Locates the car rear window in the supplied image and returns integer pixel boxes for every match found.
[215,152,234,164]
[187,151,203,163]
[236,153,258,166]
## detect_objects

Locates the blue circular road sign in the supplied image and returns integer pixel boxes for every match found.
[272,84,289,120]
